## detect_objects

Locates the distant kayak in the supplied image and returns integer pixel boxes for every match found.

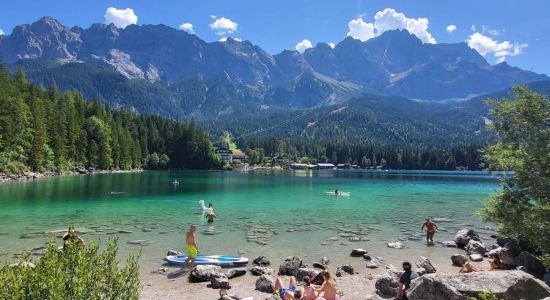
[164,254,248,266]
[325,191,350,197]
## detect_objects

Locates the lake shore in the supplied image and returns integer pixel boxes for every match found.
[0,168,144,183]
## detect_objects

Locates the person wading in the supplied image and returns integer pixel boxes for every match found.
[421,218,438,244]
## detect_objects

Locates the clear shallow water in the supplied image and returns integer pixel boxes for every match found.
[0,170,499,274]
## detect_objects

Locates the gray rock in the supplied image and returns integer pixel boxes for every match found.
[469,254,483,262]
[496,236,517,247]
[256,274,275,293]
[296,268,319,281]
[225,267,246,279]
[407,270,550,300]
[210,273,231,289]
[465,240,487,255]
[251,266,274,276]
[386,242,405,249]
[416,267,427,276]
[374,274,399,296]
[454,228,480,248]
[189,265,222,282]
[450,254,467,267]
[350,248,368,257]
[416,256,436,273]
[366,260,380,269]
[253,256,271,266]
[313,262,327,269]
[516,251,546,279]
[363,254,372,260]
[278,256,304,276]
[336,264,355,277]
[442,240,457,247]
[500,240,522,266]
[264,294,282,300]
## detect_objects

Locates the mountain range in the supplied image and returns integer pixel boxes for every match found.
[1,16,549,146]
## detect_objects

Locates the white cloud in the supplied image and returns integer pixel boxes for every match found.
[446,24,457,33]
[471,25,476,32]
[328,42,336,49]
[219,37,227,42]
[346,8,436,44]
[179,22,194,34]
[347,18,375,42]
[209,17,238,35]
[104,7,138,29]
[467,32,527,62]
[295,39,313,53]
[481,25,501,36]
[234,37,243,42]
[219,37,242,42]
[0,29,5,36]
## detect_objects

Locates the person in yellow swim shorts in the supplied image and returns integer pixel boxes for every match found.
[182,224,199,269]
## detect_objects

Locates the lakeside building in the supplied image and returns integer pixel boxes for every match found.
[231,152,248,163]
[316,163,336,169]
[215,148,233,164]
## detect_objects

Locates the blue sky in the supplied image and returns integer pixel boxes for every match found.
[1,0,549,75]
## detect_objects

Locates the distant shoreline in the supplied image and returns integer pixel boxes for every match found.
[0,168,144,184]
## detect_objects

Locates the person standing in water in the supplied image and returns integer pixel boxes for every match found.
[206,211,217,223]
[421,218,438,243]
[182,225,199,269]
[334,187,339,196]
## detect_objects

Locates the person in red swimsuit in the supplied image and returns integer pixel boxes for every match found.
[421,218,438,243]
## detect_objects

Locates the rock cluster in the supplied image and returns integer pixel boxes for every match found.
[278,256,305,276]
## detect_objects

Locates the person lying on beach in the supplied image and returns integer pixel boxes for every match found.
[488,253,505,271]
[458,260,482,273]
[272,276,298,299]
[313,271,339,300]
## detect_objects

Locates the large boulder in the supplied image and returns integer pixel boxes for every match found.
[189,265,222,282]
[416,256,436,273]
[465,240,487,255]
[296,268,319,281]
[407,270,550,300]
[450,254,467,267]
[516,251,546,279]
[375,274,400,296]
[454,228,480,248]
[256,275,275,293]
[500,240,522,266]
[278,256,304,276]
[210,273,231,289]
[225,268,247,279]
[253,256,271,266]
[251,266,274,276]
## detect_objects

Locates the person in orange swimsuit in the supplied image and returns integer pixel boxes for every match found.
[421,218,438,243]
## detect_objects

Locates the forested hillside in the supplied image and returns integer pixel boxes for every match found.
[0,65,220,174]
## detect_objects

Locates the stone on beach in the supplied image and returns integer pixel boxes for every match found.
[296,268,319,281]
[225,268,247,279]
[350,248,368,257]
[256,274,275,293]
[516,251,546,279]
[189,265,222,282]
[386,242,404,249]
[335,264,355,277]
[453,228,480,248]
[251,266,274,276]
[469,254,483,262]
[464,240,487,255]
[253,256,271,266]
[374,273,400,296]
[442,240,457,247]
[278,256,304,276]
[407,270,550,300]
[450,254,467,267]
[415,256,436,273]
[210,273,231,289]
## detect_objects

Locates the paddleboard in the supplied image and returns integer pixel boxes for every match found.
[325,191,350,197]
[164,254,249,266]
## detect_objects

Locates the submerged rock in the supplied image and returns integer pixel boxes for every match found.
[407,270,550,300]
[387,242,405,249]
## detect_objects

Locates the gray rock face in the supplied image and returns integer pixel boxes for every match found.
[251,266,274,276]
[465,240,487,255]
[375,274,400,296]
[350,248,368,257]
[450,254,467,267]
[454,228,480,248]
[256,275,275,293]
[189,265,222,282]
[469,254,483,262]
[278,256,304,276]
[500,240,522,266]
[407,271,550,300]
[442,240,457,247]
[336,264,355,277]
[210,273,231,289]
[516,251,546,279]
[225,267,247,279]
[416,256,436,273]
[296,268,319,281]
[253,256,271,266]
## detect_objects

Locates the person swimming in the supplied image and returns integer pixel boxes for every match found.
[334,187,339,195]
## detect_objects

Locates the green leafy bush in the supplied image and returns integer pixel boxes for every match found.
[475,290,502,300]
[0,238,140,299]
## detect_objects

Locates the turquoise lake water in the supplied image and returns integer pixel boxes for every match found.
[0,170,500,273]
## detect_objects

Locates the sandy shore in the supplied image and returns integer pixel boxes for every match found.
[138,251,493,300]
